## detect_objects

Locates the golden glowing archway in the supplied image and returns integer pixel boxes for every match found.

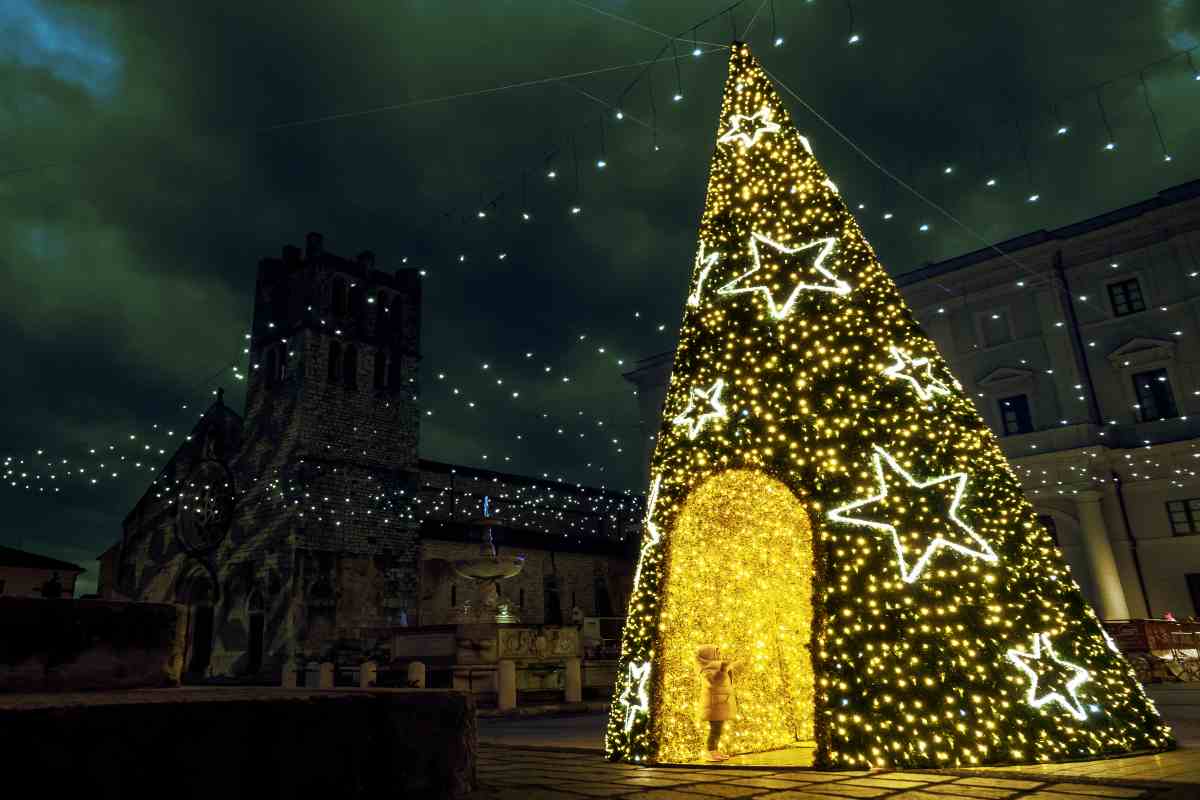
[653,469,815,762]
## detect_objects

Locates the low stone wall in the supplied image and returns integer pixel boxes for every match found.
[0,688,477,799]
[0,598,185,691]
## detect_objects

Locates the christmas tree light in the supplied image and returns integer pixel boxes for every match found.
[605,42,1171,769]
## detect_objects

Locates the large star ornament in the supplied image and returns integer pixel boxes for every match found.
[619,660,653,732]
[672,378,728,439]
[827,446,998,583]
[718,106,780,148]
[882,346,953,402]
[717,233,850,320]
[1007,633,1091,721]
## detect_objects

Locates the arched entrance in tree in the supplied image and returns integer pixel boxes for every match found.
[654,470,815,762]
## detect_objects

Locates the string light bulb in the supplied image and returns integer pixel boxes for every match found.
[848,33,861,43]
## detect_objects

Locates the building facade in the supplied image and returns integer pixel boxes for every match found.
[627,180,1200,622]
[103,233,639,681]
[0,545,84,598]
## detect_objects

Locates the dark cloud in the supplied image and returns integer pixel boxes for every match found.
[4,0,1200,591]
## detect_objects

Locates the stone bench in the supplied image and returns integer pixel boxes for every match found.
[0,687,476,799]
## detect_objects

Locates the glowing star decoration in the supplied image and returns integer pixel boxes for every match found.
[630,474,663,593]
[717,234,849,320]
[619,660,653,732]
[827,446,998,583]
[1007,633,1091,721]
[687,245,721,307]
[672,378,728,439]
[882,346,952,402]
[718,106,781,148]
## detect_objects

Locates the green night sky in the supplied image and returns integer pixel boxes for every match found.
[3,0,1199,593]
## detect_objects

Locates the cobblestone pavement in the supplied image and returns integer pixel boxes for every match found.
[470,713,1200,799]
[466,744,1199,799]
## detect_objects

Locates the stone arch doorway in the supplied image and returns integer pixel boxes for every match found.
[181,572,216,679]
[654,470,815,762]
[246,588,266,676]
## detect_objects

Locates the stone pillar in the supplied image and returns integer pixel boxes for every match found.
[407,661,426,689]
[564,657,582,703]
[360,661,377,689]
[282,658,299,688]
[319,661,335,689]
[498,660,517,711]
[1075,491,1131,620]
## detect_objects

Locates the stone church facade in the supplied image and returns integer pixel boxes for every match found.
[101,233,639,681]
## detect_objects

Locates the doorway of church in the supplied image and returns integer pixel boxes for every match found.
[247,589,265,675]
[653,470,816,763]
[184,576,215,679]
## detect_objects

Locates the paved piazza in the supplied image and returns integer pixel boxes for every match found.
[467,713,1200,799]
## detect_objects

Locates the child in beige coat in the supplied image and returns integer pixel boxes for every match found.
[696,644,744,762]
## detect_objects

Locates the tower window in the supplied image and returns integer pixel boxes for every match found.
[1133,368,1177,422]
[342,344,358,389]
[998,394,1033,435]
[349,284,365,318]
[375,291,389,335]
[373,350,387,390]
[265,349,278,387]
[327,341,342,384]
[389,297,405,339]
[388,348,404,389]
[332,277,348,316]
[1108,278,1145,317]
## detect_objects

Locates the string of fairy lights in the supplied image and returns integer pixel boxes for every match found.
[7,4,1200,538]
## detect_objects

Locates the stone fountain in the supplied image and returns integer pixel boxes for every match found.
[450,497,525,623]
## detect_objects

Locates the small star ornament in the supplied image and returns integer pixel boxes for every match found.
[631,474,663,593]
[688,244,721,307]
[717,233,850,320]
[672,378,728,439]
[827,446,998,583]
[619,660,653,732]
[1007,632,1091,720]
[882,346,953,401]
[718,106,780,148]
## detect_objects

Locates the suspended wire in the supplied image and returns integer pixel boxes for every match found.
[727,7,738,40]
[761,64,1080,298]
[1095,87,1117,149]
[742,0,771,40]
[770,0,781,46]
[567,0,725,47]
[672,40,684,100]
[257,51,709,132]
[1138,71,1171,161]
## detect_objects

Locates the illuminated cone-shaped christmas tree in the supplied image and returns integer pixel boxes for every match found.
[606,43,1172,769]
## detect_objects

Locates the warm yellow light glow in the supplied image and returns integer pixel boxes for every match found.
[605,41,1172,769]
[653,469,815,762]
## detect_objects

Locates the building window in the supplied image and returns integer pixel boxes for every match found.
[1133,368,1178,421]
[1037,514,1059,546]
[349,283,365,318]
[998,394,1033,435]
[450,584,457,608]
[0,579,5,595]
[327,341,342,384]
[1167,498,1200,535]
[342,345,358,389]
[373,350,387,390]
[519,588,525,609]
[1108,278,1146,317]
[980,310,1012,348]
[1187,574,1200,616]
[332,277,348,315]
